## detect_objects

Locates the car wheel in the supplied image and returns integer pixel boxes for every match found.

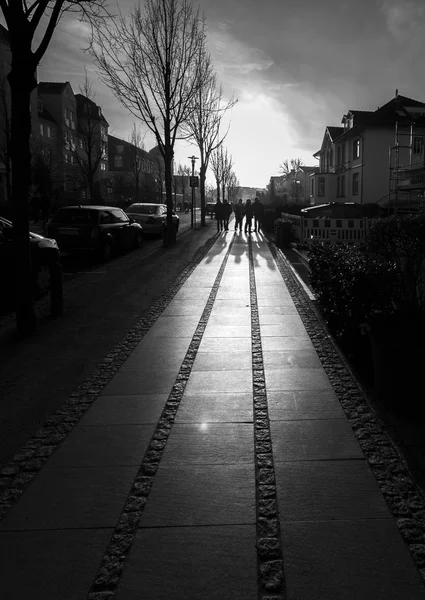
[134,231,143,249]
[100,239,113,261]
[34,264,51,298]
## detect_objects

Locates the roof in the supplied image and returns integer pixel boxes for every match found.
[38,82,70,95]
[58,205,121,211]
[327,126,344,141]
[0,24,9,43]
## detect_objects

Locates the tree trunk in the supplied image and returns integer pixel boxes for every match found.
[163,144,176,247]
[8,59,37,335]
[200,163,206,226]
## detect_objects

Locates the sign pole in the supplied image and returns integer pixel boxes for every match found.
[188,155,199,229]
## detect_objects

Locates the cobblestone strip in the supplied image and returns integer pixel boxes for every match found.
[269,240,425,584]
[248,238,286,600]
[0,234,220,521]
[86,236,236,599]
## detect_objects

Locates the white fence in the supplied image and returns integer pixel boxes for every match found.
[280,213,370,246]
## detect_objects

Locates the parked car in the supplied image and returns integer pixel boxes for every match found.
[125,203,179,236]
[206,203,215,218]
[47,205,143,261]
[0,215,60,305]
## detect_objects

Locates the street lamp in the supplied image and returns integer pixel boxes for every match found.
[188,155,198,229]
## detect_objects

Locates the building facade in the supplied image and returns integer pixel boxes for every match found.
[310,94,425,212]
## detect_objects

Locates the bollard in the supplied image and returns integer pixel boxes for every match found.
[50,261,63,317]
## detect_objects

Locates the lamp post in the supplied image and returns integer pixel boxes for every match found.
[188,155,198,229]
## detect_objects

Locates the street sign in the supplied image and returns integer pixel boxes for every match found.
[189,176,199,188]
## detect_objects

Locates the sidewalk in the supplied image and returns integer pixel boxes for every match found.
[1,230,425,599]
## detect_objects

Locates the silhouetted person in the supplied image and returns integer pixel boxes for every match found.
[253,196,265,233]
[215,199,224,232]
[234,198,244,232]
[223,198,232,231]
[244,198,253,234]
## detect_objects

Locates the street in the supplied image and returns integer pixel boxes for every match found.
[0,211,215,466]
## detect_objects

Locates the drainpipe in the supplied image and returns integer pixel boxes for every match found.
[357,132,365,235]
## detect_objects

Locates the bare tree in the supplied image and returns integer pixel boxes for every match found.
[69,73,107,202]
[0,0,108,334]
[129,123,146,203]
[183,50,237,225]
[176,163,190,204]
[91,0,207,246]
[280,157,304,178]
[227,171,239,204]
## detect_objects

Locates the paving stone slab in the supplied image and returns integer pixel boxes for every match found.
[275,460,391,521]
[140,464,255,526]
[267,390,345,420]
[261,336,315,351]
[0,466,137,530]
[265,367,333,391]
[45,424,155,467]
[115,526,257,600]
[192,351,252,371]
[271,420,363,461]
[185,370,253,394]
[282,519,425,599]
[80,394,169,426]
[0,529,112,600]
[176,392,253,423]
[161,423,254,464]
[263,350,323,369]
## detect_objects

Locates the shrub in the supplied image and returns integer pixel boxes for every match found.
[273,218,298,248]
[308,242,397,342]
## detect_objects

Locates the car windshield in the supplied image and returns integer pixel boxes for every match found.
[51,209,99,225]
[127,204,158,215]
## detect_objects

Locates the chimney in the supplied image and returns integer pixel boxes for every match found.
[395,88,399,98]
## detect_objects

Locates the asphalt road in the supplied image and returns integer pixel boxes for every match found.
[0,211,217,466]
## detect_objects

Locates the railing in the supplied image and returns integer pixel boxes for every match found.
[279,212,369,246]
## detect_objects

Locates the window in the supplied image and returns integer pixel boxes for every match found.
[47,126,51,138]
[413,137,423,154]
[329,148,333,167]
[337,176,340,197]
[337,146,341,165]
[348,220,354,228]
[336,220,342,228]
[39,123,44,136]
[318,176,325,196]
[311,179,315,196]
[101,163,106,171]
[341,175,345,196]
[114,155,123,168]
[117,144,124,154]
[353,139,360,159]
[110,209,129,223]
[342,143,346,164]
[313,219,319,228]
[324,220,331,228]
[352,172,359,195]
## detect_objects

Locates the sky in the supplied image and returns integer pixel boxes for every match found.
[32,0,425,188]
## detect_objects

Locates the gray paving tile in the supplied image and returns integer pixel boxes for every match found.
[261,336,314,351]
[0,466,137,530]
[198,337,252,353]
[203,325,252,338]
[176,392,253,422]
[140,464,255,526]
[193,352,252,371]
[259,314,304,327]
[129,336,192,356]
[116,526,257,600]
[0,529,112,600]
[101,370,177,395]
[161,301,206,316]
[267,390,345,420]
[257,297,295,306]
[258,304,299,314]
[271,420,363,461]
[185,370,252,394]
[265,367,333,391]
[46,424,155,467]
[161,423,254,464]
[141,316,200,339]
[261,322,308,337]
[215,290,251,300]
[208,314,251,326]
[275,460,390,521]
[118,355,183,372]
[263,350,322,369]
[80,394,168,425]
[283,520,425,599]
[172,288,211,300]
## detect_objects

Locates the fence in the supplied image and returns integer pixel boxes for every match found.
[280,212,370,246]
